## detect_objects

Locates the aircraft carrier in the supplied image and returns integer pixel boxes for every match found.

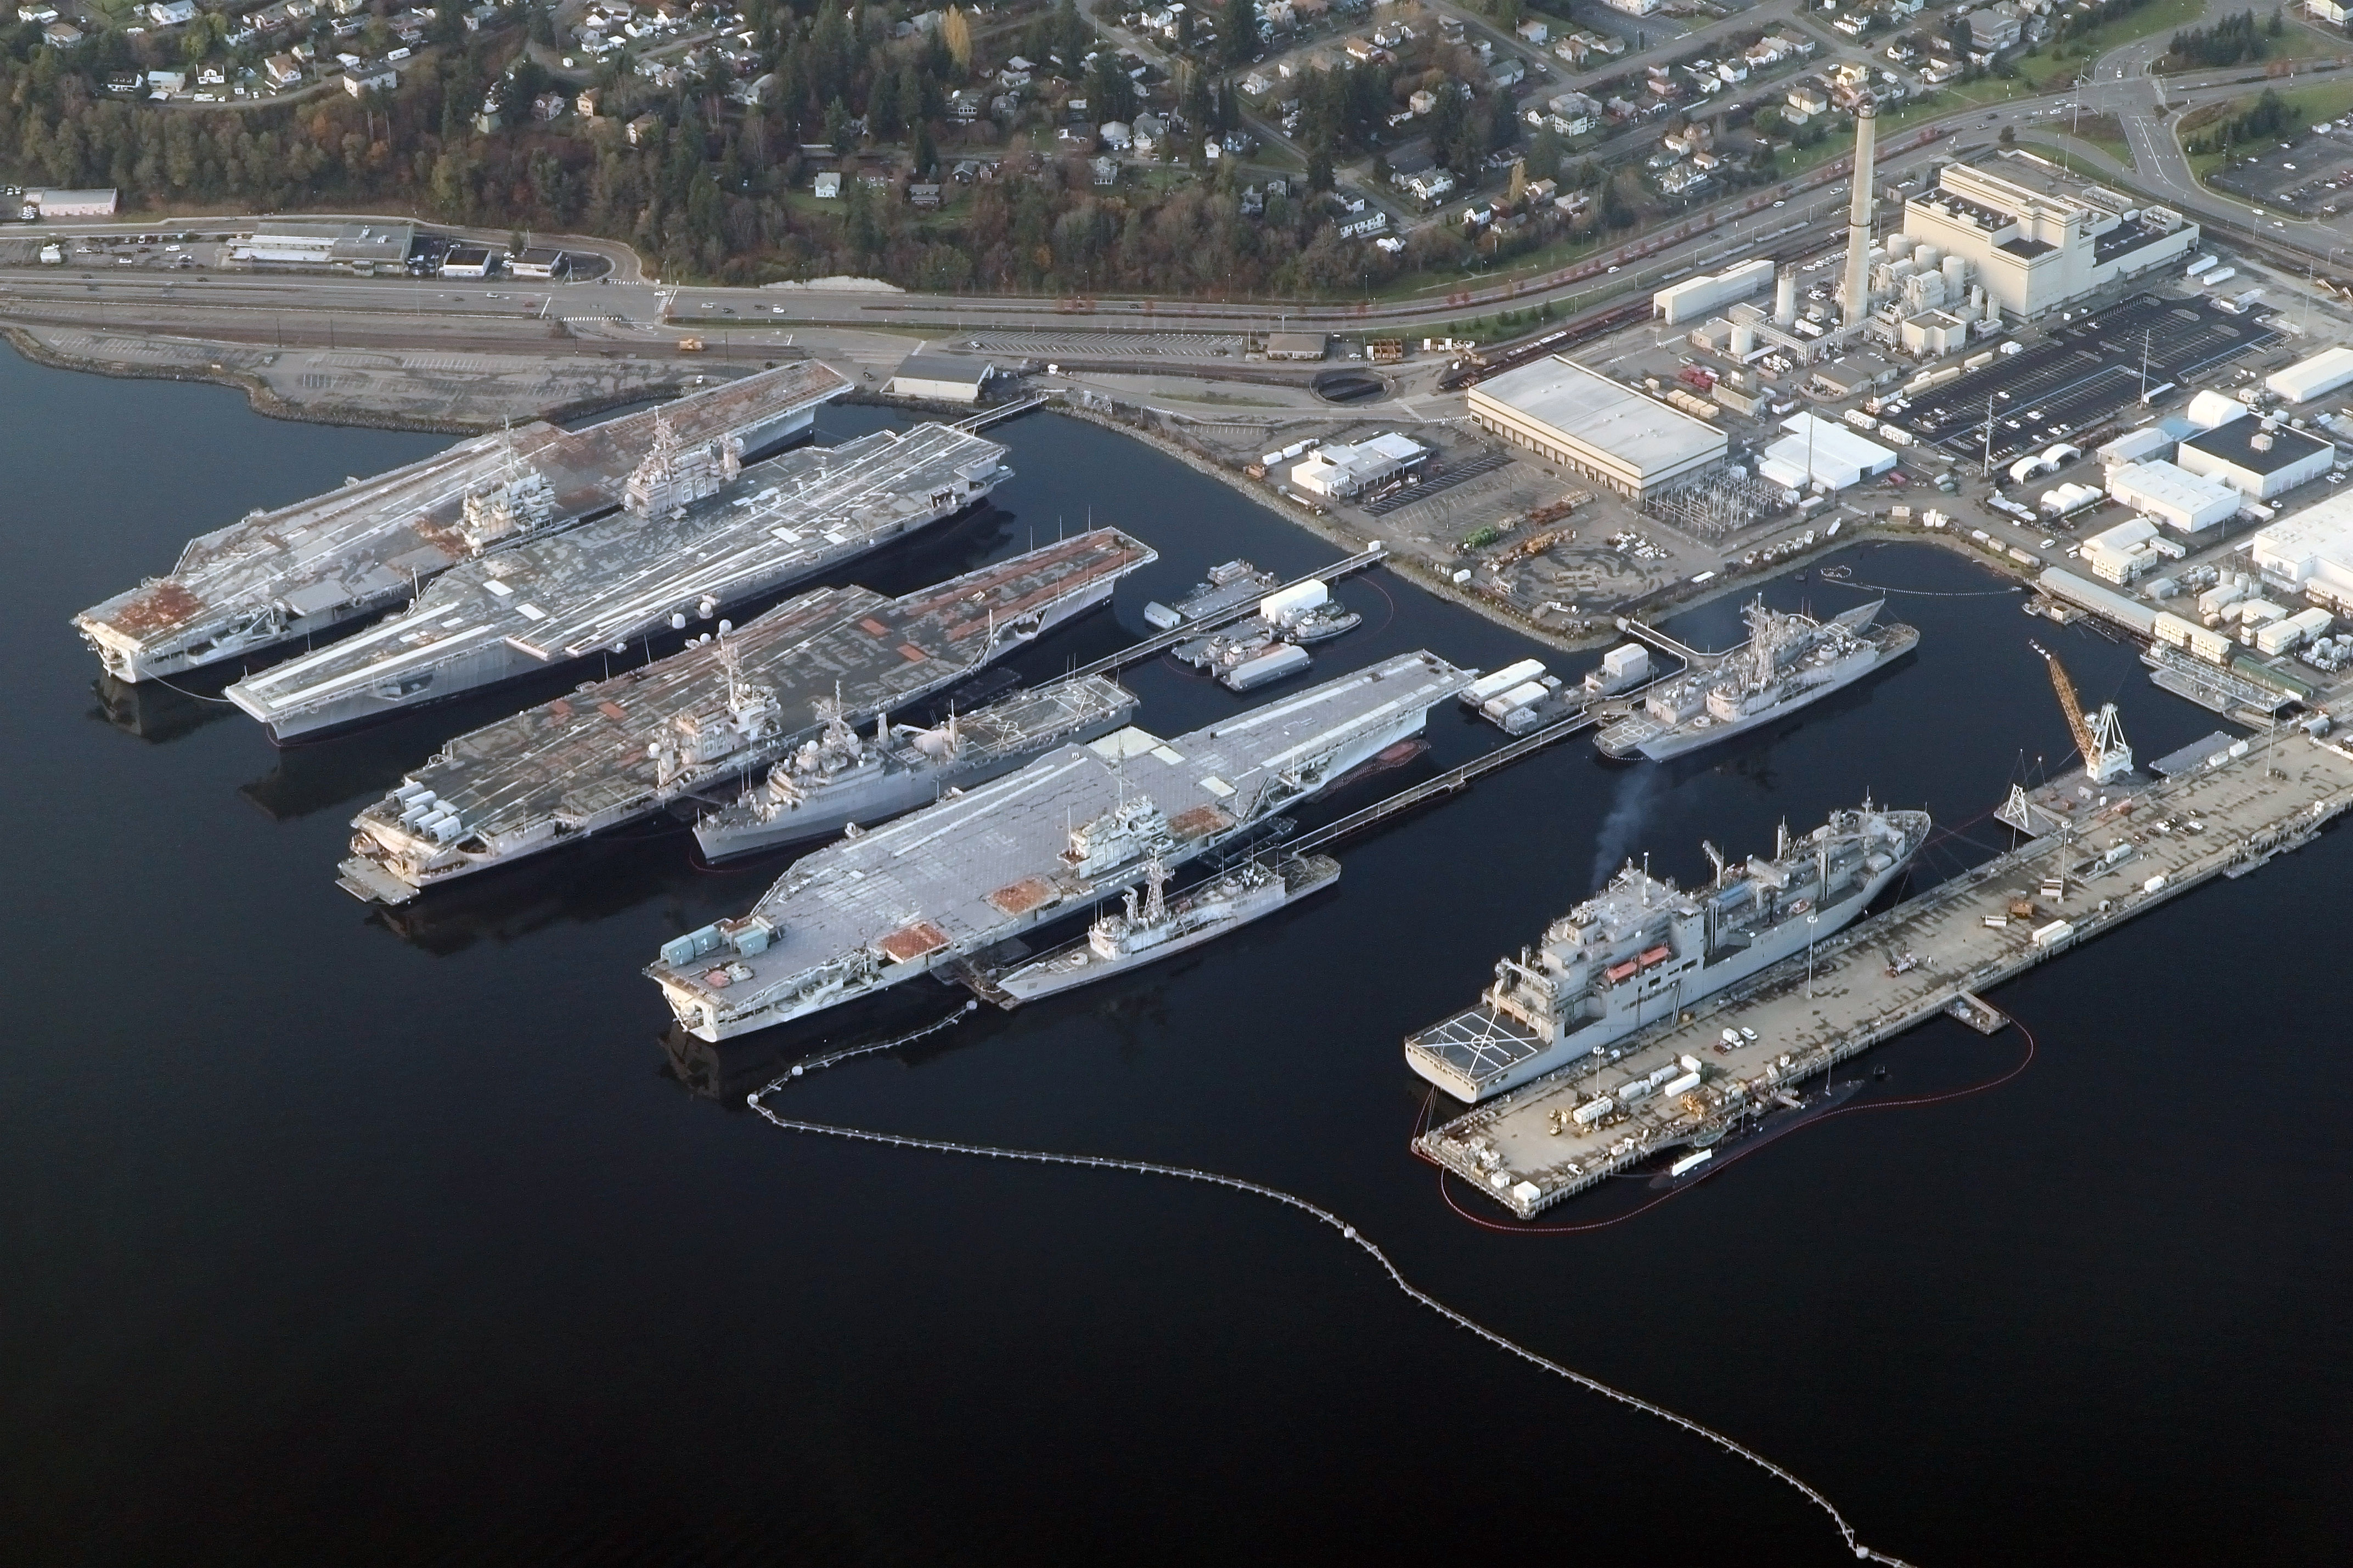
[222,423,1009,738]
[691,674,1139,860]
[648,650,1474,1041]
[73,362,851,683]
[1595,599,1916,762]
[334,529,1153,904]
[1406,803,1930,1102]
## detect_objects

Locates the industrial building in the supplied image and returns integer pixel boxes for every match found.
[2097,424,2178,468]
[2267,346,2353,405]
[228,221,416,268]
[1468,357,1727,500]
[1265,332,1330,360]
[1757,411,1897,492]
[30,187,118,216]
[1289,432,1426,497]
[2080,517,2166,584]
[1900,162,2198,319]
[1652,258,1774,325]
[2254,490,2353,605]
[2108,459,2239,533]
[2174,414,2335,500]
[888,353,995,404]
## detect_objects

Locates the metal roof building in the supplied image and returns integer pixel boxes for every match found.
[2107,458,2239,533]
[2175,413,2335,500]
[889,353,995,404]
[2254,489,2353,604]
[1757,411,1898,492]
[1468,356,1726,500]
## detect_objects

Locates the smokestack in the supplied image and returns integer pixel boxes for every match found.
[1842,97,1878,330]
[1775,267,1798,326]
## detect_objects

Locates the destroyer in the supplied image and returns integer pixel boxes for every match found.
[648,650,1472,1040]
[335,530,1153,904]
[224,423,1007,739]
[983,853,1341,1006]
[74,362,849,683]
[1406,803,1929,1102]
[692,674,1139,860]
[1594,599,1916,762]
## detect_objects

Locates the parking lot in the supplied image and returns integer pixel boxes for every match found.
[1894,293,2279,464]
[2211,123,2353,218]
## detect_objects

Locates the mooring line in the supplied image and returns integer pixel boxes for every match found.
[748,1002,1915,1566]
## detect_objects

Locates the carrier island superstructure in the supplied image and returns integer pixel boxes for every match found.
[1406,804,1930,1102]
[334,529,1152,904]
[73,361,851,683]
[649,650,1473,1041]
[223,423,1008,738]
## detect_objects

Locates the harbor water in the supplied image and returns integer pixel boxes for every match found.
[4,353,2348,1565]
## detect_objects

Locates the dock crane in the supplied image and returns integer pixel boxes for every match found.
[2029,640,2134,784]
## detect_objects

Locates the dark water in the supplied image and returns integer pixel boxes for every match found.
[5,360,2349,1567]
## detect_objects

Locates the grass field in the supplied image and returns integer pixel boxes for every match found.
[2013,0,2210,89]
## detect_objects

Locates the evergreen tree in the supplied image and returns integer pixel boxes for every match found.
[1220,0,1260,64]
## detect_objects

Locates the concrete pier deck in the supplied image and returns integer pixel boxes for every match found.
[1418,731,2353,1218]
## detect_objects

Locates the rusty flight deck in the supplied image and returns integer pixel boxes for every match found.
[1419,732,2353,1219]
[73,361,851,683]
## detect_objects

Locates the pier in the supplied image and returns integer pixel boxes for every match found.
[1417,731,2353,1219]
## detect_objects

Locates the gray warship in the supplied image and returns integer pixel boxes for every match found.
[691,675,1139,860]
[224,422,1009,738]
[1406,802,1930,1102]
[74,362,849,683]
[983,852,1341,1006]
[335,530,1154,904]
[1594,599,1916,762]
[648,650,1473,1040]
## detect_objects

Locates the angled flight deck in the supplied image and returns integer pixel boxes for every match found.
[75,361,851,683]
[224,423,1009,738]
[336,529,1155,904]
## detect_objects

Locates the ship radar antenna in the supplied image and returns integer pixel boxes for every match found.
[1142,855,1167,923]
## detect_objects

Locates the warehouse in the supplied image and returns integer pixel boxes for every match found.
[229,221,416,268]
[2108,459,2239,533]
[2080,516,2163,584]
[2267,345,2353,404]
[887,353,995,404]
[1289,432,1426,497]
[2253,489,2353,603]
[2097,424,2176,468]
[1468,357,1727,500]
[1756,411,1898,492]
[1265,332,1330,361]
[1900,163,2197,319]
[31,187,119,217]
[2174,414,2335,500]
[1651,258,1774,325]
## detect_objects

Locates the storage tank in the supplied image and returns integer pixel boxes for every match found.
[1884,230,1911,258]
[1774,267,1798,326]
[1731,322,1757,354]
[1941,255,1968,291]
[1913,242,1941,271]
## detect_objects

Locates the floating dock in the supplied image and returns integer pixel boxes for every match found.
[224,423,1008,738]
[336,530,1152,904]
[1418,731,2353,1217]
[74,362,851,683]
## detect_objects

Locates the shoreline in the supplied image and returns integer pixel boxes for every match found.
[5,323,2037,636]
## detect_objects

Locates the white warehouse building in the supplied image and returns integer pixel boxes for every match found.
[2107,459,2239,533]
[2173,414,2335,500]
[1651,258,1775,325]
[1289,432,1427,497]
[1757,411,1898,492]
[2267,345,2353,405]
[1468,357,1727,500]
[2254,489,2353,605]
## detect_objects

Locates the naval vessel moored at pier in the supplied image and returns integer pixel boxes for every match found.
[691,674,1139,860]
[1406,803,1930,1103]
[648,650,1474,1041]
[74,362,850,683]
[335,530,1153,905]
[223,423,1009,738]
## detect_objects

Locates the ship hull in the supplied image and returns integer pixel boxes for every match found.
[988,856,1340,1005]
[1406,841,1920,1103]
[1598,631,1916,763]
[234,462,999,741]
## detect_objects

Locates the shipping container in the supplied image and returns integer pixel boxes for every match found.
[2031,918,2074,949]
[1660,1070,1702,1098]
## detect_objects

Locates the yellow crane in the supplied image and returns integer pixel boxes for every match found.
[2029,640,2133,783]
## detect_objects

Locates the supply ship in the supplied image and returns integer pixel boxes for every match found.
[224,423,1009,739]
[1405,802,1930,1102]
[74,362,850,683]
[691,674,1139,860]
[982,853,1341,1006]
[334,530,1153,904]
[1594,599,1915,762]
[648,650,1472,1041]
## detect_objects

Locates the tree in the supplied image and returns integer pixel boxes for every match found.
[942,5,972,70]
[1220,0,1260,65]
[914,122,937,176]
[824,94,852,151]
[1307,142,1333,191]
[870,68,903,139]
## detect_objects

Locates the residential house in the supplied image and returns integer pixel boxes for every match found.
[41,19,81,44]
[626,111,662,145]
[813,171,841,197]
[1100,120,1132,149]
[909,183,942,208]
[1513,17,1548,44]
[16,2,58,20]
[1787,81,1828,117]
[1489,55,1524,88]
[1967,2,2024,51]
[146,0,194,24]
[1091,155,1118,185]
[533,90,567,121]
[576,87,603,117]
[264,52,303,87]
[1409,88,1437,115]
[343,59,397,95]
[1131,112,1166,153]
[1400,167,1455,202]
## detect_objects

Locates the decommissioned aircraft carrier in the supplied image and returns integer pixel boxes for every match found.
[222,422,1008,738]
[335,529,1153,904]
[73,362,851,683]
[648,650,1474,1041]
